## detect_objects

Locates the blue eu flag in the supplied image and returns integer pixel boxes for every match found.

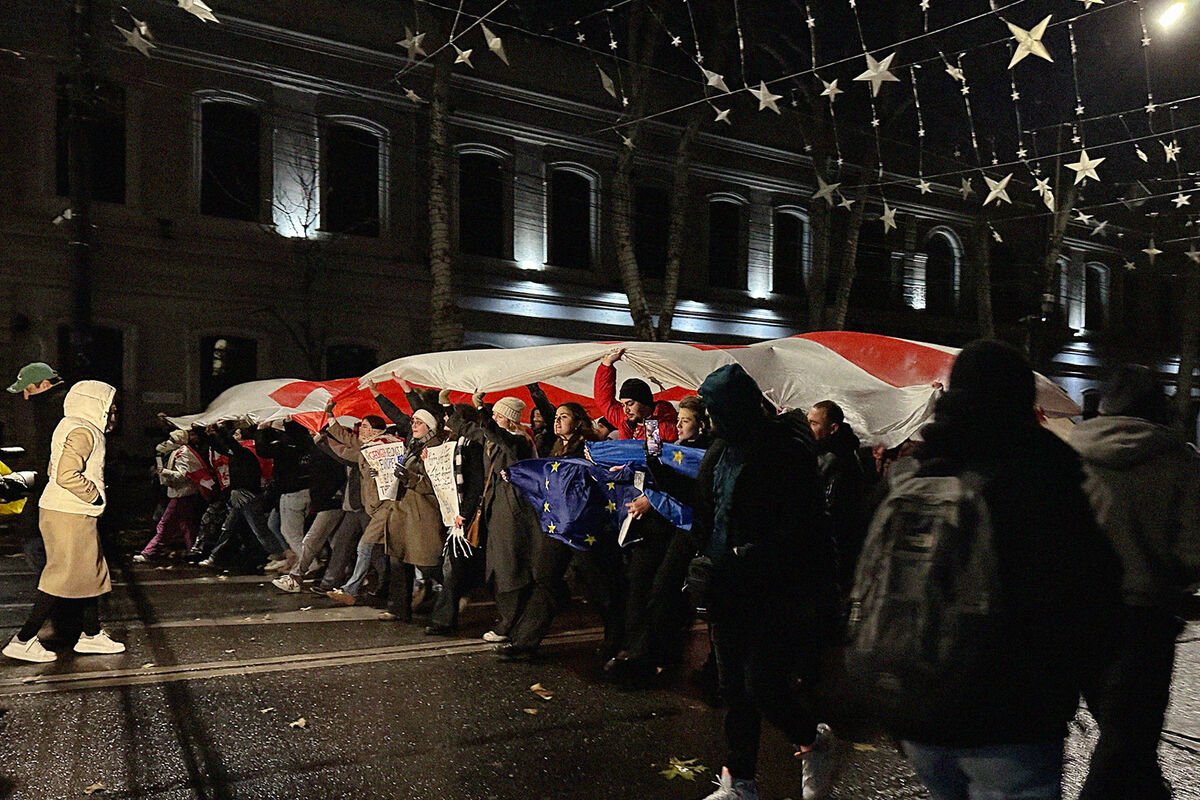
[506,458,642,551]
[585,440,703,531]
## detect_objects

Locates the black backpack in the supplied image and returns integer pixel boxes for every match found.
[846,468,1005,723]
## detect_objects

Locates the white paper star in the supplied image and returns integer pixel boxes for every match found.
[1146,101,1158,114]
[1007,15,1054,69]
[1136,145,1149,162]
[576,32,585,44]
[1186,244,1200,265]
[838,196,855,210]
[813,176,841,206]
[1011,89,1021,101]
[945,64,964,82]
[961,84,971,96]
[960,178,975,200]
[403,88,424,103]
[1123,260,1136,271]
[750,81,782,114]
[621,134,635,150]
[714,107,731,124]
[806,15,816,28]
[921,0,931,11]
[1143,239,1163,263]
[916,179,932,194]
[1164,140,1182,162]
[598,66,617,98]
[398,27,427,60]
[52,208,73,225]
[1077,0,1105,8]
[1033,178,1051,196]
[820,78,843,103]
[453,46,474,68]
[1173,193,1193,208]
[1017,146,1028,159]
[1066,149,1105,185]
[1091,220,1108,237]
[609,37,618,51]
[854,52,900,97]
[1075,103,1085,116]
[702,68,730,93]
[1074,210,1096,225]
[480,23,508,65]
[671,35,682,47]
[881,203,898,233]
[984,174,1014,206]
[178,0,219,23]
[1072,133,1082,144]
[116,22,155,57]
[1043,188,1056,212]
[992,227,1004,243]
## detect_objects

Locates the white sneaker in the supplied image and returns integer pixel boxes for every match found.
[701,767,759,800]
[3,635,56,663]
[132,553,148,563]
[198,557,215,567]
[263,558,289,572]
[482,630,508,643]
[800,723,836,800]
[272,574,301,593]
[74,630,126,655]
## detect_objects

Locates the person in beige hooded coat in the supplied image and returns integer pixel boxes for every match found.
[3,380,127,663]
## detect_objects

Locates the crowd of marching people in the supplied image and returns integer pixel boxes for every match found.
[8,339,1200,800]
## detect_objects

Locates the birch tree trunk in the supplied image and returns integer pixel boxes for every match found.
[828,174,872,330]
[427,49,462,352]
[655,111,703,341]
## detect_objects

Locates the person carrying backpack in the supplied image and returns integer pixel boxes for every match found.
[848,339,1120,800]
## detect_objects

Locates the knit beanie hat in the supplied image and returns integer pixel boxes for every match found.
[411,409,439,433]
[491,396,526,424]
[619,378,654,408]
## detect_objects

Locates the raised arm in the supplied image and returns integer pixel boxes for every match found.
[593,349,626,433]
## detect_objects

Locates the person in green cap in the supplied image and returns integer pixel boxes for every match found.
[7,362,67,571]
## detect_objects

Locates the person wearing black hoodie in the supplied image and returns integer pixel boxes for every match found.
[806,400,867,598]
[1070,365,1200,800]
[684,364,839,800]
[895,340,1121,800]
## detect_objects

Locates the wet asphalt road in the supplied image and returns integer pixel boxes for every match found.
[0,546,1197,800]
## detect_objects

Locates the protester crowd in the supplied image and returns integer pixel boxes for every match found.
[6,341,1200,800]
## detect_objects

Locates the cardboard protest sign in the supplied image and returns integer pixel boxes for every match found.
[423,440,461,527]
[361,440,406,501]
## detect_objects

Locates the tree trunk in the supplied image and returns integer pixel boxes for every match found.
[1040,180,1078,303]
[654,111,703,341]
[427,49,462,352]
[973,219,995,339]
[828,177,871,330]
[1175,267,1200,436]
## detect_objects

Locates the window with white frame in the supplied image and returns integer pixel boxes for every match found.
[547,165,596,269]
[707,195,746,290]
[322,118,386,237]
[924,227,962,314]
[198,95,262,221]
[458,148,507,258]
[772,207,809,296]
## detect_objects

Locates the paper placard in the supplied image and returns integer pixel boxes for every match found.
[424,441,461,527]
[361,440,406,501]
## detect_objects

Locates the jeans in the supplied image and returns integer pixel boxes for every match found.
[227,489,286,556]
[340,540,385,597]
[268,489,310,555]
[1079,605,1181,800]
[902,741,1063,800]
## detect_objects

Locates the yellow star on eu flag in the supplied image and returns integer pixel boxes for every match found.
[672,450,684,463]
[543,501,550,512]
[606,500,617,512]
[606,482,616,491]
[547,523,556,534]
[584,535,597,546]
[551,461,561,472]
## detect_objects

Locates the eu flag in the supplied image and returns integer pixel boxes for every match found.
[585,440,702,531]
[505,458,643,550]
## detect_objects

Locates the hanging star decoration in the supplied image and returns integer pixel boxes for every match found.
[1016,146,1028,159]
[838,195,855,210]
[1091,220,1108,237]
[959,177,975,200]
[991,225,1004,243]
[453,45,474,68]
[621,134,635,150]
[1173,193,1193,208]
[749,81,783,114]
[1074,210,1096,225]
[597,66,617,98]
[403,87,424,103]
[881,202,898,233]
[1186,244,1200,265]
[1136,145,1149,163]
[1006,16,1054,69]
[116,20,156,57]
[855,52,900,97]
[1163,140,1182,162]
[813,176,841,206]
[820,78,843,103]
[398,27,427,60]
[1066,149,1105,185]
[984,174,1014,206]
[713,107,731,124]
[178,0,219,23]
[916,179,932,194]
[945,64,965,82]
[1142,238,1163,264]
[1077,0,1105,8]
[702,68,730,93]
[1123,259,1136,271]
[480,23,508,65]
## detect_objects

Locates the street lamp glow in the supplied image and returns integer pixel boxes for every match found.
[1159,2,1186,29]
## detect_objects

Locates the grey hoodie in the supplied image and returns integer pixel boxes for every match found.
[1070,415,1200,609]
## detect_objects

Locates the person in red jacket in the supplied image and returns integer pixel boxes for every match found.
[593,348,679,442]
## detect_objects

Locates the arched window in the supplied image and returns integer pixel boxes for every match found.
[458,148,507,258]
[197,95,262,221]
[547,165,596,269]
[1084,262,1110,331]
[635,185,670,279]
[708,195,746,290]
[322,117,386,237]
[57,75,126,204]
[773,207,809,297]
[924,227,962,314]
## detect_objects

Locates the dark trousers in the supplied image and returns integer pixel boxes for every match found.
[430,546,483,629]
[18,489,47,572]
[493,586,532,636]
[1080,605,1181,800]
[19,591,100,642]
[387,559,443,621]
[711,593,821,780]
[508,534,576,649]
[620,519,674,658]
[631,529,695,666]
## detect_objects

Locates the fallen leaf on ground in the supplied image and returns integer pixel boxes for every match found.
[851,742,878,752]
[259,707,275,714]
[83,781,106,794]
[529,683,553,701]
[659,756,707,782]
[299,606,312,612]
[223,649,235,654]
[140,663,155,669]
[521,708,539,715]
[288,717,307,729]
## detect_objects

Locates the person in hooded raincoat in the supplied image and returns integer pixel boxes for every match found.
[4,380,126,663]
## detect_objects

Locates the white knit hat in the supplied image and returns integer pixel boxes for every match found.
[411,409,439,433]
[491,396,526,424]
